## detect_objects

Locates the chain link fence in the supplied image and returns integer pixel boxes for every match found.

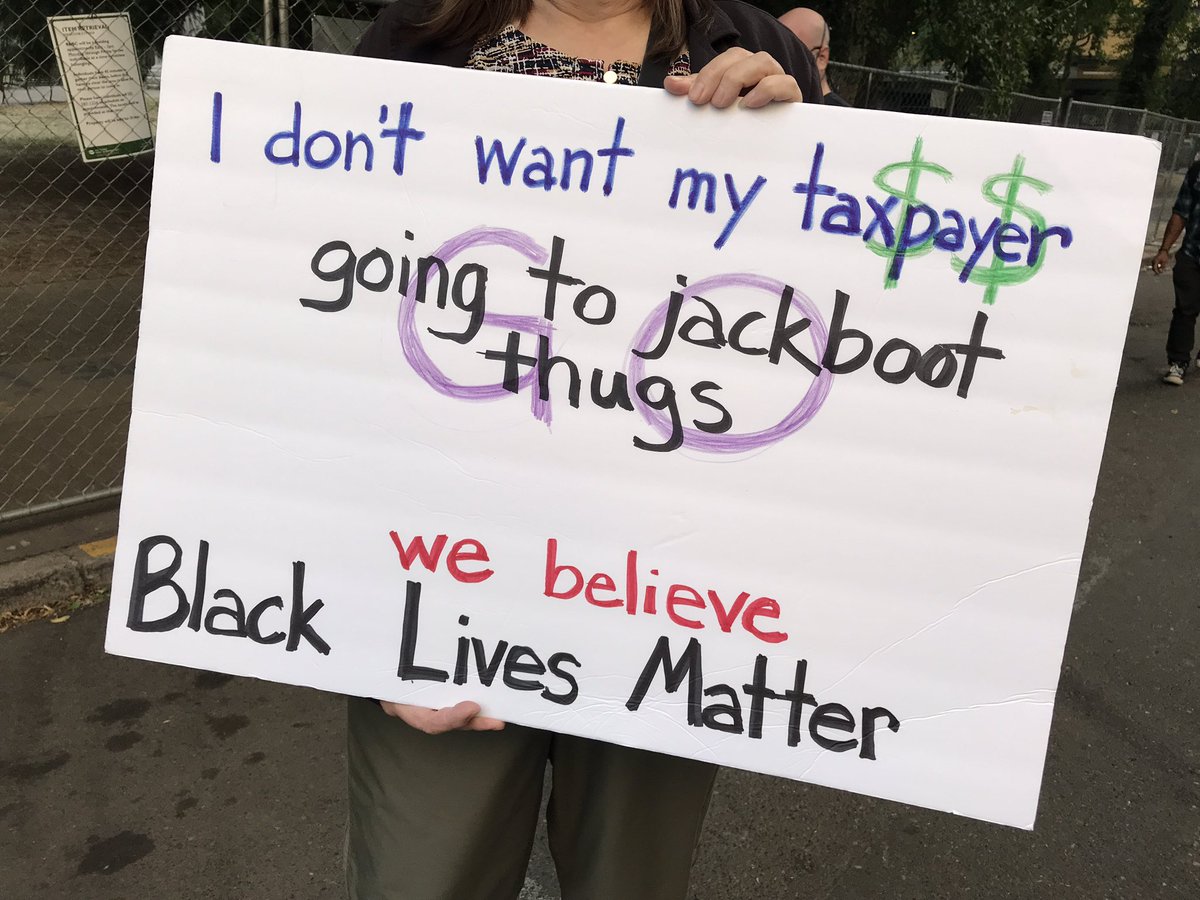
[1,7,1196,524]
[828,61,1200,249]
[2,9,149,526]
[827,62,1063,127]
[1060,100,1200,250]
[0,1,382,525]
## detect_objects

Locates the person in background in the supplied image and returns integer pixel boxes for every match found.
[1154,158,1200,385]
[350,2,821,899]
[778,7,849,107]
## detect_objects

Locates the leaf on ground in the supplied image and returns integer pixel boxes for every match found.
[0,591,106,634]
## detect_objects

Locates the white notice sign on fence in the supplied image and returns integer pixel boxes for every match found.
[48,13,153,162]
[106,37,1159,829]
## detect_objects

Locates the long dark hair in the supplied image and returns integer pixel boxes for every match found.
[423,0,708,59]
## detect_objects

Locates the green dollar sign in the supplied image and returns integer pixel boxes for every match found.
[953,155,1052,306]
[867,137,952,290]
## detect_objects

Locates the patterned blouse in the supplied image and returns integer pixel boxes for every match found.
[467,23,691,85]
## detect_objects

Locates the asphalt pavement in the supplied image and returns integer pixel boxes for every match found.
[1,269,1198,899]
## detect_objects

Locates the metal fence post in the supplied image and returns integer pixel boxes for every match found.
[277,0,291,49]
[948,82,959,117]
[263,0,275,47]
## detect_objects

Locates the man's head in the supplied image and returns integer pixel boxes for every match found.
[778,8,830,78]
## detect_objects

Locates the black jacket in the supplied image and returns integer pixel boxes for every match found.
[355,0,823,103]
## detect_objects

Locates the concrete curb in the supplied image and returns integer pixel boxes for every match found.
[0,545,114,616]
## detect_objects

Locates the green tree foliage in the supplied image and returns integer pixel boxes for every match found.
[1158,13,1200,119]
[1116,0,1192,109]
[1,2,191,85]
[916,0,1134,98]
[0,1,381,87]
[750,1,1134,99]
[752,1,920,68]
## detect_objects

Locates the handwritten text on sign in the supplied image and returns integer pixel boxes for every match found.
[107,38,1158,829]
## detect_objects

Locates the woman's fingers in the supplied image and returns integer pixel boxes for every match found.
[711,51,786,107]
[687,47,749,105]
[664,74,694,96]
[694,48,758,106]
[665,49,802,109]
[664,48,751,105]
[741,73,804,108]
[381,699,506,734]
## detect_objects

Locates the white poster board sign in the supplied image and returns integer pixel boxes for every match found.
[48,14,154,162]
[107,37,1159,829]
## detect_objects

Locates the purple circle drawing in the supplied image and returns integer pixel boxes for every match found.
[397,226,553,422]
[626,273,834,454]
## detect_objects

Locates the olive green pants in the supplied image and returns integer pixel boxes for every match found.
[345,698,718,900]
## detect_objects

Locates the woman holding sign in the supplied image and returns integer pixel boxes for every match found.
[350,2,821,898]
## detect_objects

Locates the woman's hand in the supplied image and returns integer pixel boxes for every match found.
[665,47,803,109]
[380,699,505,734]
